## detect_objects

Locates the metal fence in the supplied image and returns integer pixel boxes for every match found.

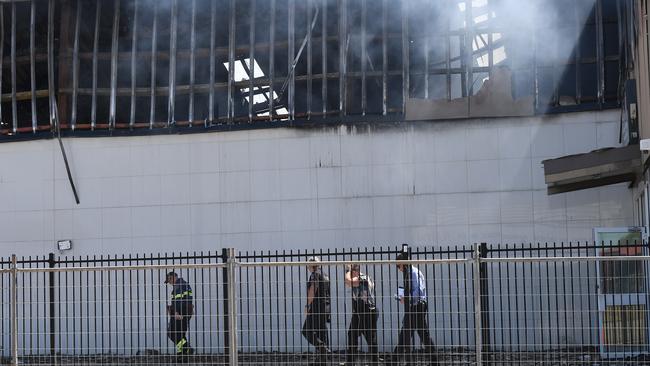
[0,242,648,365]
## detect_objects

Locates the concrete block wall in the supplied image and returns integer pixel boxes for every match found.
[0,109,633,256]
[0,109,635,355]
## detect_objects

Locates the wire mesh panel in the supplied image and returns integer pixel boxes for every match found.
[15,257,227,365]
[4,243,650,365]
[0,261,13,362]
[235,248,476,365]
[13,256,50,362]
[483,242,650,365]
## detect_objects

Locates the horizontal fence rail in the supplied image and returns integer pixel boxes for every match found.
[0,242,649,365]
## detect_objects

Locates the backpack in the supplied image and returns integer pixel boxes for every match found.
[317,273,332,319]
[318,275,332,314]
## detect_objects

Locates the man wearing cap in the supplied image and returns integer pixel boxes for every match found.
[393,253,436,364]
[165,271,194,358]
[301,256,331,365]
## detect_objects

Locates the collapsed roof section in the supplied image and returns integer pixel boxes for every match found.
[0,0,629,141]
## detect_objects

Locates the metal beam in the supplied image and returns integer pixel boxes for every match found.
[189,0,196,126]
[71,0,81,130]
[30,0,36,132]
[361,0,367,115]
[307,0,313,120]
[208,0,216,125]
[574,0,582,105]
[596,0,605,105]
[56,0,73,127]
[11,2,16,133]
[382,0,387,115]
[288,0,295,121]
[61,70,423,97]
[269,0,275,121]
[339,0,347,116]
[91,0,100,130]
[445,0,451,101]
[0,4,4,127]
[401,0,409,113]
[248,0,256,123]
[322,0,327,116]
[464,0,473,96]
[109,0,121,130]
[129,0,139,128]
[167,0,178,126]
[227,0,236,123]
[149,0,158,128]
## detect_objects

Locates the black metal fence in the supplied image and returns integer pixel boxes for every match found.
[0,242,647,365]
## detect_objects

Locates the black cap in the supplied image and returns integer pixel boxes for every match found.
[164,271,177,283]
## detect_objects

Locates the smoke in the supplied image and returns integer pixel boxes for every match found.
[490,0,596,66]
[373,0,597,104]
[96,0,601,123]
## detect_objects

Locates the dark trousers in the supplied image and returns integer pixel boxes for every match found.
[302,311,329,363]
[395,301,434,354]
[167,316,191,354]
[347,308,379,360]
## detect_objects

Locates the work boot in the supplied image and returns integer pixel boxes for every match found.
[425,347,438,365]
[174,353,185,364]
[386,354,402,366]
[339,351,355,365]
[316,342,332,354]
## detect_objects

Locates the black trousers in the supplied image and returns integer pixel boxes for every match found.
[347,308,379,359]
[302,311,329,366]
[395,301,434,354]
[302,311,329,348]
[167,316,191,354]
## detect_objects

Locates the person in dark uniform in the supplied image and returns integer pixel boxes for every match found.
[165,271,194,359]
[301,256,331,365]
[341,264,383,365]
[394,253,437,364]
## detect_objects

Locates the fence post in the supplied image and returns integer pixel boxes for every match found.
[10,255,18,366]
[47,253,56,360]
[479,243,490,365]
[473,245,483,366]
[221,248,230,364]
[400,243,413,363]
[226,248,238,366]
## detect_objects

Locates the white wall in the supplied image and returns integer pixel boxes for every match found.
[0,109,633,256]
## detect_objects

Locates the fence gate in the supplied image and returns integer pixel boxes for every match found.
[595,227,649,358]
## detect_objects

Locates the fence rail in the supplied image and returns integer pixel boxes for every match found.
[0,242,648,365]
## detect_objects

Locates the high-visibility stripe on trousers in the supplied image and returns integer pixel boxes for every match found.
[176,337,187,354]
[168,316,191,354]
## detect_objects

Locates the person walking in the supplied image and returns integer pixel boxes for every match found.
[301,256,331,365]
[341,263,383,365]
[393,253,436,364]
[165,271,194,360]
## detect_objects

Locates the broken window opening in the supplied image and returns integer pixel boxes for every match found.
[223,58,289,119]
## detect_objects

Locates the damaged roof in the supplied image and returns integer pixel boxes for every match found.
[0,0,629,141]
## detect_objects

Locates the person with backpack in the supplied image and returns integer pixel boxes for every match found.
[302,256,331,365]
[340,263,383,365]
